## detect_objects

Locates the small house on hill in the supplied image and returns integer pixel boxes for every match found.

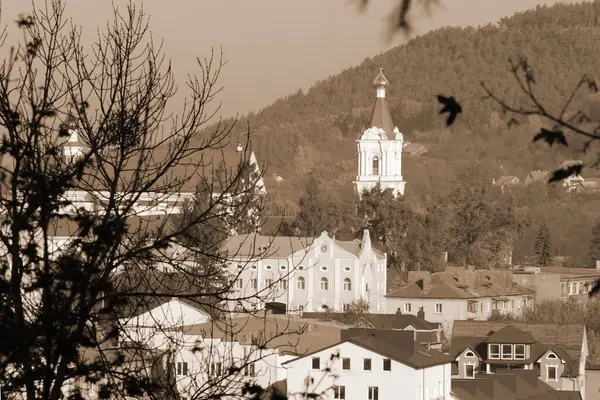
[524,170,551,185]
[403,141,428,156]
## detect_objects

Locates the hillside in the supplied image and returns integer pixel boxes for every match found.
[200,1,600,264]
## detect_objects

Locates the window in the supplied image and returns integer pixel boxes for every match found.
[265,265,272,270]
[342,358,351,371]
[235,279,243,289]
[547,365,557,380]
[237,264,243,270]
[382,358,391,371]
[510,300,515,310]
[435,303,443,313]
[523,298,529,308]
[372,156,380,175]
[465,351,475,357]
[514,344,526,360]
[297,265,304,270]
[311,357,320,370]
[363,358,372,371]
[489,344,500,359]
[297,277,305,290]
[333,386,345,400]
[367,386,379,400]
[404,303,411,313]
[501,344,513,359]
[245,363,256,376]
[468,301,478,313]
[320,277,329,291]
[342,303,350,312]
[264,278,273,287]
[251,265,257,270]
[561,283,567,297]
[251,279,258,289]
[279,279,288,290]
[320,244,328,253]
[320,265,328,271]
[568,282,573,295]
[343,278,352,291]
[210,362,221,377]
[465,364,475,378]
[280,265,287,270]
[547,353,558,359]
[343,266,351,272]
[177,362,188,376]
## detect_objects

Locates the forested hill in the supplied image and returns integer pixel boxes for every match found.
[201,1,600,211]
[200,2,600,264]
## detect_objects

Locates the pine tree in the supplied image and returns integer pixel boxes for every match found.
[588,222,600,267]
[534,222,553,266]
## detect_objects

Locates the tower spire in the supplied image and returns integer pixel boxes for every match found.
[373,68,389,99]
[370,68,394,135]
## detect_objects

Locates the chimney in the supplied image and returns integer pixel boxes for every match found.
[396,307,402,315]
[416,278,431,292]
[417,307,425,320]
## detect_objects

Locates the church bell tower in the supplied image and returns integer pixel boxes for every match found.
[354,68,406,198]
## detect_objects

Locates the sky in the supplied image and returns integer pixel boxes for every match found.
[3,0,579,119]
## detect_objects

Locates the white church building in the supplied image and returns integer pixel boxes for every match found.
[355,68,406,197]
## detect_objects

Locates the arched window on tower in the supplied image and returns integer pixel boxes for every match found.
[372,156,380,175]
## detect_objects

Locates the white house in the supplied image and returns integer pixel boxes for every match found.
[385,268,534,331]
[222,229,387,314]
[166,313,345,400]
[118,298,211,347]
[283,329,454,400]
[355,68,406,197]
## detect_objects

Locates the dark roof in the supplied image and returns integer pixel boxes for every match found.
[451,321,585,377]
[221,232,385,260]
[370,69,394,135]
[283,329,453,370]
[386,270,533,299]
[258,216,296,236]
[301,312,442,331]
[452,369,582,400]
[485,325,536,344]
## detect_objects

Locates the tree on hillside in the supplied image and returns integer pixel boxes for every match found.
[443,164,521,268]
[356,185,441,271]
[295,173,341,237]
[534,222,553,267]
[0,3,328,400]
[588,222,600,268]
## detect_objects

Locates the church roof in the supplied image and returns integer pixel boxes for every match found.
[369,69,395,136]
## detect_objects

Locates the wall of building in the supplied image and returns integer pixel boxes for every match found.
[285,341,451,400]
[227,238,387,314]
[385,295,531,332]
[585,369,600,400]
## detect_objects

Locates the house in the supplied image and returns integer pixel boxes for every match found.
[118,298,212,346]
[511,265,600,302]
[450,321,588,400]
[300,307,446,350]
[165,313,346,400]
[572,179,600,194]
[492,175,520,193]
[452,369,582,400]
[222,229,387,314]
[403,142,428,156]
[283,328,454,400]
[385,267,534,330]
[524,170,551,185]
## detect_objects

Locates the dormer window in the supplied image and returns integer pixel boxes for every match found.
[547,353,558,359]
[489,344,500,359]
[465,351,475,358]
[515,345,526,360]
[501,344,513,359]
[320,244,328,253]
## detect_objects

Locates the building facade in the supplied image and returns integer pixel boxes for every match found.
[449,321,588,400]
[284,329,453,400]
[223,230,387,313]
[355,69,406,197]
[385,268,534,330]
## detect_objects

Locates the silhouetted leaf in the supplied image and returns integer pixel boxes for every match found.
[437,95,462,126]
[548,164,583,183]
[532,128,568,147]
